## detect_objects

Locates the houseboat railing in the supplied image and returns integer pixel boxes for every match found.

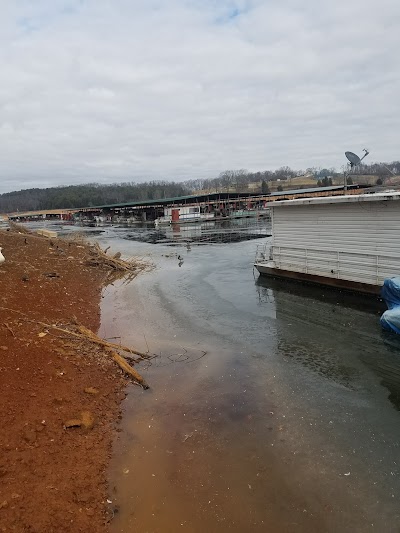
[255,243,400,285]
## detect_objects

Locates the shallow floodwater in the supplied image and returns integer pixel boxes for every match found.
[32,219,400,531]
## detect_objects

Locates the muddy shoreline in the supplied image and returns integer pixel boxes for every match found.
[4,221,400,532]
[0,228,129,532]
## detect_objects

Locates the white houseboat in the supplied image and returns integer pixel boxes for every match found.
[154,205,270,226]
[155,205,215,225]
[254,192,400,294]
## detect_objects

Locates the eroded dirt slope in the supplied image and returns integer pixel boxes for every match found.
[0,229,125,532]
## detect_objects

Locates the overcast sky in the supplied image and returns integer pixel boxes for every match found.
[0,0,399,193]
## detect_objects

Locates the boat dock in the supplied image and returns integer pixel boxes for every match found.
[7,185,363,225]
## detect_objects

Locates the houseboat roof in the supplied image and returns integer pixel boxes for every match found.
[270,190,400,208]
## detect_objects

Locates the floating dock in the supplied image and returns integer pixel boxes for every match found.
[254,192,400,294]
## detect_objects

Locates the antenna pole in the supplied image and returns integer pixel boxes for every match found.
[383,164,396,176]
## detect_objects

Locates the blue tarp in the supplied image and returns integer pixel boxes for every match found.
[380,278,400,334]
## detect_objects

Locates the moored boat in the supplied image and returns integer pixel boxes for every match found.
[254,192,400,294]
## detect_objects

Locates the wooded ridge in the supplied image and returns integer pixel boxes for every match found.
[2,161,398,213]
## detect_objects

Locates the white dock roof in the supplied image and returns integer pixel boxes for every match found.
[271,191,400,207]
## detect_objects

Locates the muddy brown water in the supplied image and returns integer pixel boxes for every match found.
[30,220,400,532]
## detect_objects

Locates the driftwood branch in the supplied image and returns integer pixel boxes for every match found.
[77,325,151,359]
[107,349,149,389]
[3,322,15,337]
[31,319,150,389]
[87,242,145,273]
[0,307,150,388]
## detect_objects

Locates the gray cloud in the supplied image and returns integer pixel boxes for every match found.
[0,0,399,192]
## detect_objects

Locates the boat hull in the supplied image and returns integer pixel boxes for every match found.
[254,262,381,295]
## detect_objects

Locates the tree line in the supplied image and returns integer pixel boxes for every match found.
[0,181,189,213]
[1,160,398,213]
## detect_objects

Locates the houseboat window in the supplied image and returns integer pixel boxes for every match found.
[189,207,200,214]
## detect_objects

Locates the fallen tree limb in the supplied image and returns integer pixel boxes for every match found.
[20,318,150,389]
[107,349,149,389]
[3,322,15,337]
[0,306,29,317]
[77,325,151,359]
[8,221,32,234]
[28,320,150,360]
[88,242,144,273]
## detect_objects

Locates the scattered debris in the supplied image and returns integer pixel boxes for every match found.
[83,242,150,283]
[64,411,95,430]
[8,221,31,234]
[3,323,15,337]
[84,387,99,395]
[81,411,95,429]
[36,229,57,239]
[26,320,150,389]
[64,419,83,429]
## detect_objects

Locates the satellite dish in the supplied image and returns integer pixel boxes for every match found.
[345,149,369,169]
[345,151,361,167]
[343,148,370,192]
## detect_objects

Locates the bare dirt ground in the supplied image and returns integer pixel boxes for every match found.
[0,228,127,532]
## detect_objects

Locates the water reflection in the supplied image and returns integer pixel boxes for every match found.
[27,217,271,245]
[122,218,271,245]
[255,275,384,314]
[256,276,400,410]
